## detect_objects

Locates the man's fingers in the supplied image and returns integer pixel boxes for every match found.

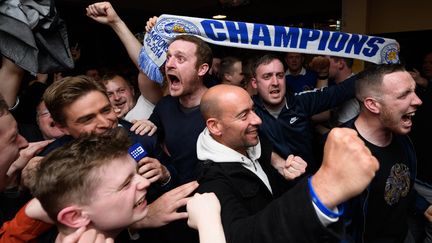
[169,181,199,197]
[168,211,189,221]
[138,126,151,135]
[147,127,157,136]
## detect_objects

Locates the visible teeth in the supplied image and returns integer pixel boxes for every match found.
[135,196,145,207]
[406,112,415,117]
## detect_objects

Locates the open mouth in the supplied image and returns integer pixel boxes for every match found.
[269,89,280,95]
[168,74,180,84]
[134,195,146,208]
[114,101,126,108]
[402,111,415,124]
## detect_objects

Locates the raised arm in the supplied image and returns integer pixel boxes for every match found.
[86,2,142,68]
[187,193,226,243]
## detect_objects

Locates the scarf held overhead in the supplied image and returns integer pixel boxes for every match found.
[139,14,400,83]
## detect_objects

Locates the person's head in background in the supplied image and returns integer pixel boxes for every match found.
[100,73,136,118]
[0,95,28,191]
[30,128,150,238]
[164,35,212,101]
[84,67,101,82]
[241,57,257,96]
[327,56,354,83]
[218,56,245,87]
[251,53,286,110]
[284,52,304,75]
[36,100,65,140]
[422,51,432,80]
[43,75,118,138]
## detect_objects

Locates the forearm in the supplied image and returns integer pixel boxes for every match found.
[197,216,226,243]
[110,20,142,68]
[0,200,53,242]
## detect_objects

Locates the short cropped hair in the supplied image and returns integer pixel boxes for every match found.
[30,128,132,225]
[43,75,108,126]
[172,35,213,70]
[218,56,242,81]
[330,56,354,68]
[355,64,406,102]
[251,53,283,77]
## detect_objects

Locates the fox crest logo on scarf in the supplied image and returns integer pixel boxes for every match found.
[380,43,400,64]
[155,17,201,39]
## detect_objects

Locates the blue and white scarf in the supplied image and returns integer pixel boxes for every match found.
[139,14,400,83]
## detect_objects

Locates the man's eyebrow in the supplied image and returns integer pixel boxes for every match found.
[234,108,250,119]
[118,173,135,190]
[75,114,95,123]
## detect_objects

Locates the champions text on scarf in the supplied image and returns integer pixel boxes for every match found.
[139,14,399,83]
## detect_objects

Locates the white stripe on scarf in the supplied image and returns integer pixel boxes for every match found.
[139,14,400,83]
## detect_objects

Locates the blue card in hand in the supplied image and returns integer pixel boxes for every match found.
[128,143,148,162]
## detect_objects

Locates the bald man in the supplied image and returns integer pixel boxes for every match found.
[196,84,379,243]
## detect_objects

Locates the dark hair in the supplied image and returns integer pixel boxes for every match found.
[355,64,406,101]
[172,35,213,70]
[218,56,242,81]
[251,53,283,77]
[330,56,354,68]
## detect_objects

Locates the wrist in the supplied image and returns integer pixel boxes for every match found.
[160,168,171,186]
[308,176,344,218]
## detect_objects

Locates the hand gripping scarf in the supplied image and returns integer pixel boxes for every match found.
[139,14,400,84]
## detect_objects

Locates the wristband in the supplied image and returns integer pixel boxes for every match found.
[308,176,344,218]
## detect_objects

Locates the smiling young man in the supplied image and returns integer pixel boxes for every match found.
[41,75,166,185]
[31,128,151,241]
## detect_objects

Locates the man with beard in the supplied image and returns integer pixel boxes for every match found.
[196,84,379,243]
[335,64,422,242]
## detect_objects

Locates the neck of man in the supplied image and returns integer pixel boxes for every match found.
[289,67,302,76]
[334,69,353,84]
[60,226,120,241]
[354,114,393,147]
[179,85,208,108]
[264,97,286,118]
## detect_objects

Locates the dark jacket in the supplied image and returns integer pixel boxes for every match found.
[196,155,343,243]
[253,74,357,173]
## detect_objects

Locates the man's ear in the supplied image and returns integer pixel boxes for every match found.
[198,63,210,77]
[251,77,258,89]
[206,118,222,137]
[364,97,380,114]
[57,206,90,229]
[55,122,70,135]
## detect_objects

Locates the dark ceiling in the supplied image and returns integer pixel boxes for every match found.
[57,0,342,29]
[54,0,342,70]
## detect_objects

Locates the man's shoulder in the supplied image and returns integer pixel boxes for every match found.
[197,160,263,195]
[155,95,178,107]
[39,135,74,156]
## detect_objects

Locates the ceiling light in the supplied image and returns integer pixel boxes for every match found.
[213,14,227,19]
